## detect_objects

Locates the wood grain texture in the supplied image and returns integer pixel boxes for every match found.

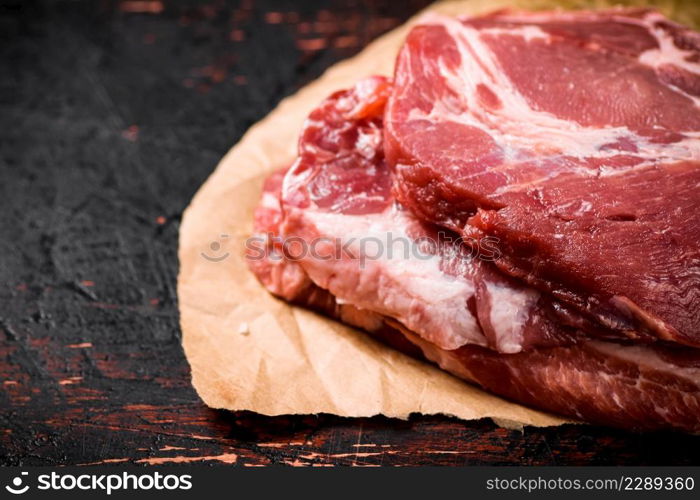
[1,0,700,466]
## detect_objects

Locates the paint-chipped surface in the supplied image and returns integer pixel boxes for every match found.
[2,0,700,466]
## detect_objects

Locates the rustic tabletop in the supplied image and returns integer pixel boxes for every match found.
[2,0,700,466]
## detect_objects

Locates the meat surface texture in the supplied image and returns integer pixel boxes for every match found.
[246,75,700,432]
[384,9,700,347]
[246,9,700,432]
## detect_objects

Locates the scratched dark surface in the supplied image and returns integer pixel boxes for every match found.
[2,0,700,467]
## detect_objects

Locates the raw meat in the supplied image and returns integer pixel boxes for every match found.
[269,77,614,354]
[246,10,700,431]
[384,9,700,346]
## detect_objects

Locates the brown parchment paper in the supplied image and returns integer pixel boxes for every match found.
[178,0,697,429]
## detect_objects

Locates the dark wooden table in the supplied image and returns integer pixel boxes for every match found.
[2,0,699,466]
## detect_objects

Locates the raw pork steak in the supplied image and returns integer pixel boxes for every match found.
[246,77,700,431]
[385,9,700,347]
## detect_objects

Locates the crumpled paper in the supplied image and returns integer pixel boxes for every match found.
[178,0,694,429]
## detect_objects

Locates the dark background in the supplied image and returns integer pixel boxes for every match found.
[1,0,699,466]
